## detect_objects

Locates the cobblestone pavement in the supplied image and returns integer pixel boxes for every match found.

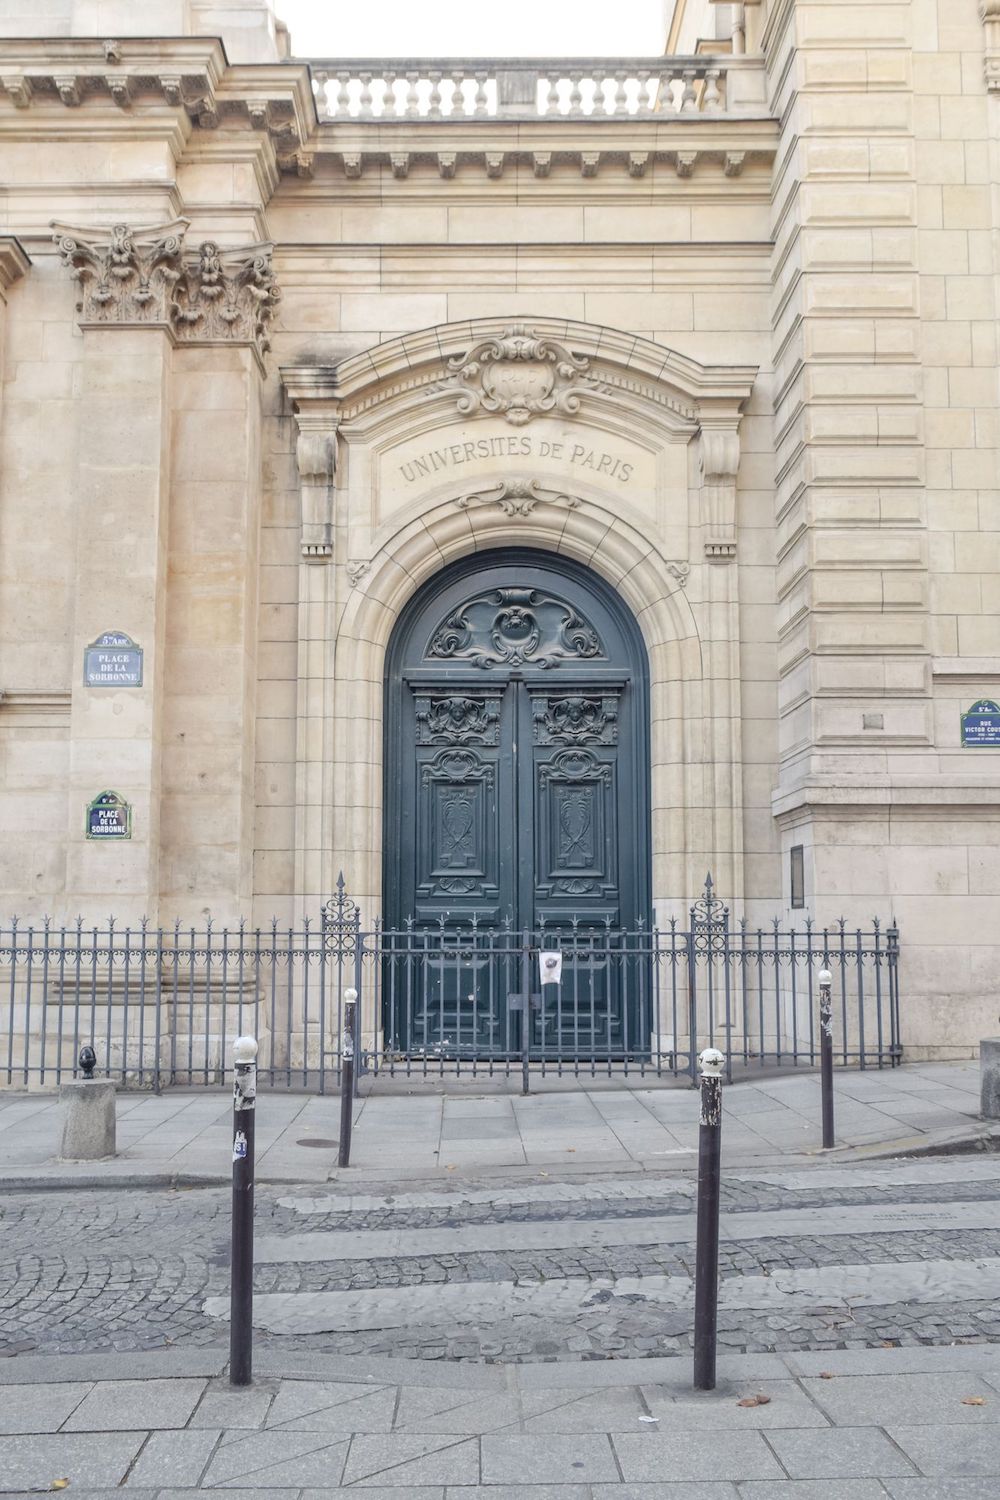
[3,1159,1000,1364]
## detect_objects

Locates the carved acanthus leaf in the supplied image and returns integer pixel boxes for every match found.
[436,326,592,426]
[455,478,583,517]
[52,219,188,323]
[52,222,281,358]
[169,239,281,356]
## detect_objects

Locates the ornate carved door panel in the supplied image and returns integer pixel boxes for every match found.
[385,552,650,1057]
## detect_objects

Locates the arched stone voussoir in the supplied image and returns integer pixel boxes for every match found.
[337,494,700,662]
[326,316,758,423]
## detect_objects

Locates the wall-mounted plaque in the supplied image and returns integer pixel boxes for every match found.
[84,631,143,688]
[961,699,1000,747]
[86,790,132,840]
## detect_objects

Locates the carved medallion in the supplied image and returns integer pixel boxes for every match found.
[438,326,592,425]
[426,587,604,670]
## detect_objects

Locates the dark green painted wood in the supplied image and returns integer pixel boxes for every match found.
[383,549,651,1057]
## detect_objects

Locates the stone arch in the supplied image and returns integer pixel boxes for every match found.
[281,318,755,923]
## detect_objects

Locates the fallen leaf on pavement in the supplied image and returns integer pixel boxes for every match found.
[962,1396,987,1406]
[737,1394,771,1408]
[51,1481,69,1491]
[819,1372,835,1380]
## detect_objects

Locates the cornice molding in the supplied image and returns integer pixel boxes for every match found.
[0,236,30,292]
[0,39,316,173]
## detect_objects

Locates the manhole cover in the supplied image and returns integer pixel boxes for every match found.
[296,1138,338,1148]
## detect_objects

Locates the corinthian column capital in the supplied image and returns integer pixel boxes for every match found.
[52,219,189,325]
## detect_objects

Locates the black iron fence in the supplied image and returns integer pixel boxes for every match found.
[0,877,900,1091]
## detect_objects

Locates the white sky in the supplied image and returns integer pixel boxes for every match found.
[280,0,669,58]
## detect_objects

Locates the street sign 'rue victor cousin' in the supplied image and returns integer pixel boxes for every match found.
[84,631,143,687]
[961,699,1000,747]
[86,791,132,840]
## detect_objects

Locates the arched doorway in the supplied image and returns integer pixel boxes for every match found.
[383,548,651,1058]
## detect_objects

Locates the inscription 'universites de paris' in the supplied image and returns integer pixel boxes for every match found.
[398,435,635,484]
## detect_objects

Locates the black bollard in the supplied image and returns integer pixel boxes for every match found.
[338,988,357,1168]
[229,1034,257,1387]
[819,968,835,1149]
[693,1045,724,1392]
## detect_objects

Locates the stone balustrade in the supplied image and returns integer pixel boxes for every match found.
[307,57,737,120]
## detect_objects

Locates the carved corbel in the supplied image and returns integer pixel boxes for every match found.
[982,1,1000,90]
[295,425,338,562]
[698,422,742,562]
[2,75,32,108]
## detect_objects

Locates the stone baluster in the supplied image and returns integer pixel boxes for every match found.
[313,69,330,119]
[405,72,420,117]
[358,72,373,117]
[569,71,583,116]
[381,73,397,117]
[428,71,442,117]
[474,71,489,115]
[545,74,560,115]
[613,71,628,116]
[638,70,654,114]
[592,75,609,115]
[449,75,465,115]
[336,73,351,117]
[703,68,723,112]
[680,68,698,112]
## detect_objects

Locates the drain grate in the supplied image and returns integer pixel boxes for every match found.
[295,1137,338,1148]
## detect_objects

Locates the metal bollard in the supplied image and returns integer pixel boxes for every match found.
[693,1045,724,1392]
[229,1034,257,1387]
[338,988,357,1168]
[818,967,835,1149]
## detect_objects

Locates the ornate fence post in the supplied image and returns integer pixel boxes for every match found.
[688,875,731,1081]
[322,873,362,1095]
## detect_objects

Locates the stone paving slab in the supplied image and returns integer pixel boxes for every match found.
[64,1377,208,1431]
[0,1061,985,1188]
[0,1343,998,1493]
[202,1256,1000,1337]
[252,1201,1000,1263]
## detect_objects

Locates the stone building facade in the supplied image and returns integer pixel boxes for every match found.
[0,0,998,1061]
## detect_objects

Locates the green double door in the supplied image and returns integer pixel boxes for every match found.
[384,551,650,1059]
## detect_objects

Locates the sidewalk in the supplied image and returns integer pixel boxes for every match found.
[0,1342,997,1494]
[0,1061,989,1188]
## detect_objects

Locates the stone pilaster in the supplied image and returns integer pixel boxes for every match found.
[63,321,174,921]
[53,220,280,920]
[285,386,342,906]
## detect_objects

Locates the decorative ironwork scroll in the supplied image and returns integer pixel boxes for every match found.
[426,587,605,670]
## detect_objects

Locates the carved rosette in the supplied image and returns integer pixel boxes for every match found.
[437,326,592,425]
[52,221,281,360]
[52,219,187,324]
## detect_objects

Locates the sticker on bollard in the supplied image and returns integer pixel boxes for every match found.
[693,1046,724,1392]
[230,1035,257,1388]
